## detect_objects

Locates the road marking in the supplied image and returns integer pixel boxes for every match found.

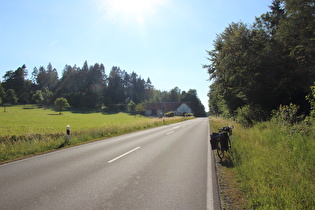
[166,131,174,135]
[108,147,140,163]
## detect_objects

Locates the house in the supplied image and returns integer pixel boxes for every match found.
[145,102,192,116]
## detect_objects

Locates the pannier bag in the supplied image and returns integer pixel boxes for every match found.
[220,133,229,151]
[210,133,229,150]
[210,133,220,150]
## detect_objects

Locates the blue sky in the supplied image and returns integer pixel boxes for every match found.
[0,0,272,110]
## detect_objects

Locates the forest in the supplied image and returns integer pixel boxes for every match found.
[204,0,315,124]
[0,61,206,116]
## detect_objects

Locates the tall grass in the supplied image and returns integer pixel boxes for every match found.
[0,106,192,163]
[210,117,315,209]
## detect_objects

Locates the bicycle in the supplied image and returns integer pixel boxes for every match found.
[210,126,234,161]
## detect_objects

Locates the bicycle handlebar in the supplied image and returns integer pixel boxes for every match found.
[218,126,234,132]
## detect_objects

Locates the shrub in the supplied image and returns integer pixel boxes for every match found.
[164,112,175,117]
[235,104,268,127]
[185,113,194,117]
[271,103,302,126]
[306,85,315,123]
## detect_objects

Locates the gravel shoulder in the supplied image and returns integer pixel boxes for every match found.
[214,154,247,209]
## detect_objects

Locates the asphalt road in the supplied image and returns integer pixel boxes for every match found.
[0,118,220,210]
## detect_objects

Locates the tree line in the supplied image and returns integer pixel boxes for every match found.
[0,61,206,116]
[204,0,314,124]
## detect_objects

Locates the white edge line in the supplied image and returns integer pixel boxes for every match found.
[108,147,140,163]
[207,120,214,209]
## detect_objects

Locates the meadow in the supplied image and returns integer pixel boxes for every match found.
[0,105,192,162]
[1,105,157,135]
[210,117,315,209]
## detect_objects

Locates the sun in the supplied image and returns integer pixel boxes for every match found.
[111,0,149,23]
[101,0,168,24]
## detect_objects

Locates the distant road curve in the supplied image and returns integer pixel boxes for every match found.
[0,118,220,209]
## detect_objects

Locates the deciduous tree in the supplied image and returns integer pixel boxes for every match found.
[204,0,315,120]
[54,97,70,114]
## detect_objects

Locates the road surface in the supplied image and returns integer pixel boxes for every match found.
[0,118,220,209]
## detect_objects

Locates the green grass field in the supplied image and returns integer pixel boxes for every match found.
[0,105,157,135]
[210,117,315,209]
[0,105,192,162]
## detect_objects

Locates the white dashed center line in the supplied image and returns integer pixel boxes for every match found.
[166,131,174,135]
[108,147,141,163]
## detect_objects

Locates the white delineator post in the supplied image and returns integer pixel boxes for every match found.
[66,125,70,143]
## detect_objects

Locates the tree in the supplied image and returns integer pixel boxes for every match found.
[54,97,70,114]
[204,22,255,116]
[83,63,106,109]
[127,100,136,114]
[0,82,4,104]
[144,78,154,101]
[277,0,315,66]
[2,65,28,102]
[31,67,39,84]
[59,65,81,108]
[42,88,53,105]
[32,90,44,106]
[3,89,18,112]
[5,89,18,105]
[36,63,59,91]
[0,61,208,114]
[135,102,146,115]
[204,0,315,120]
[181,89,206,117]
[106,66,126,107]
[169,87,181,102]
[57,62,106,109]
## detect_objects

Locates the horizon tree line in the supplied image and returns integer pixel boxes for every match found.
[0,61,206,116]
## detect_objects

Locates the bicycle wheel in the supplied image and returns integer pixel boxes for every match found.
[217,140,224,160]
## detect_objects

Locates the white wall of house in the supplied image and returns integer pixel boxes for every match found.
[176,103,191,115]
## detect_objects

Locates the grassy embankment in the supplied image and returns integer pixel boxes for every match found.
[0,105,192,163]
[210,117,315,209]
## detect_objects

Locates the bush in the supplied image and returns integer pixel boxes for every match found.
[164,112,175,117]
[235,104,268,127]
[271,103,302,126]
[185,113,194,117]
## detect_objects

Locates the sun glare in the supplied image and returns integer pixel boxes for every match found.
[102,0,168,24]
